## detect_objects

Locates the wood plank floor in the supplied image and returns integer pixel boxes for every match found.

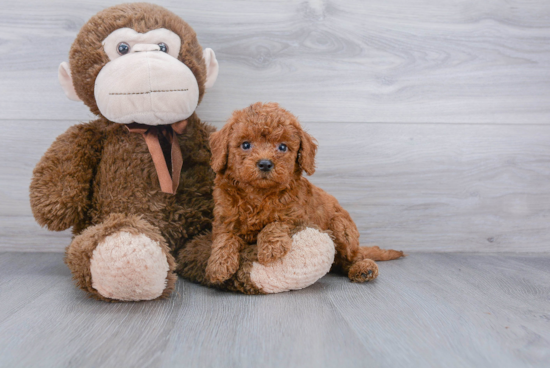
[1,252,548,368]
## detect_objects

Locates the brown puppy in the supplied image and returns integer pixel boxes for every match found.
[205,102,404,285]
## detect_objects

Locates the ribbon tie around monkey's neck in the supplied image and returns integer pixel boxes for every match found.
[126,120,188,194]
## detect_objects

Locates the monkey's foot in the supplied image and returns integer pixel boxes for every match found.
[90,231,171,301]
[250,228,335,293]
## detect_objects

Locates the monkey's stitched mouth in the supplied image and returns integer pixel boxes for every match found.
[109,89,188,96]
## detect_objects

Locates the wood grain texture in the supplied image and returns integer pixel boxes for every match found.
[1,0,550,123]
[2,0,550,252]
[311,123,550,253]
[0,252,548,367]
[3,120,549,252]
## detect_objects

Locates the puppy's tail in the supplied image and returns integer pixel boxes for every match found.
[357,245,405,261]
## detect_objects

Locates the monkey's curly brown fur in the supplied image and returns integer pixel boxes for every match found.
[203,102,404,285]
[29,3,215,302]
[31,115,215,302]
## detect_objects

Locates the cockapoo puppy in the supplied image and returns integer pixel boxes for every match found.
[205,102,404,286]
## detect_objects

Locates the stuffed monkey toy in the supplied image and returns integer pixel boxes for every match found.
[31,3,336,301]
[31,3,219,302]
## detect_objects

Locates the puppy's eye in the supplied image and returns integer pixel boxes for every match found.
[158,43,168,53]
[241,142,251,150]
[277,143,287,152]
[117,42,130,55]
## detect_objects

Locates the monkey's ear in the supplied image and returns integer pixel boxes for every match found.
[58,62,81,102]
[298,129,318,176]
[203,48,219,89]
[209,123,231,173]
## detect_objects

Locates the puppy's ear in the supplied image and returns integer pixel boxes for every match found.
[298,129,317,175]
[209,124,231,173]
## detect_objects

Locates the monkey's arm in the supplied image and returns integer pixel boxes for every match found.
[257,222,292,265]
[30,121,104,231]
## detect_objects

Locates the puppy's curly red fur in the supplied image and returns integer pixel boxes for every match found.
[205,102,404,284]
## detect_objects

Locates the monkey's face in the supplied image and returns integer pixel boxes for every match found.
[58,4,218,126]
[94,28,206,125]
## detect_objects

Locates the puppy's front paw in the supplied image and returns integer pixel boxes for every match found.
[205,251,239,284]
[348,259,379,283]
[257,231,292,265]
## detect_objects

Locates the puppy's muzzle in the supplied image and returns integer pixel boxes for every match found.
[257,159,274,172]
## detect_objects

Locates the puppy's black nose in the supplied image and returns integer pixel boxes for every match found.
[257,159,274,172]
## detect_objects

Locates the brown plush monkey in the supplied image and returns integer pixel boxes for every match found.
[32,3,338,301]
[30,3,220,302]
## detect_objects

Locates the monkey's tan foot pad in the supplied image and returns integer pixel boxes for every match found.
[90,231,170,301]
[250,228,335,293]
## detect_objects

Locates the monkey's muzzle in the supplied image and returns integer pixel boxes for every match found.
[94,51,200,126]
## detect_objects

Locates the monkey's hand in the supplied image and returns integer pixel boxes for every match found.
[205,232,242,283]
[257,222,293,265]
[30,121,104,231]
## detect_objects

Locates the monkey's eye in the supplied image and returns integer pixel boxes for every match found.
[158,43,168,53]
[241,142,252,151]
[277,143,288,152]
[117,42,130,55]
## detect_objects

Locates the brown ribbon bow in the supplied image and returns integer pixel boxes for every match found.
[126,120,188,194]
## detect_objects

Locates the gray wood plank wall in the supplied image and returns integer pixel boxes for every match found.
[1,0,549,252]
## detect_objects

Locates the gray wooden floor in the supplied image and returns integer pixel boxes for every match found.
[1,252,548,368]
